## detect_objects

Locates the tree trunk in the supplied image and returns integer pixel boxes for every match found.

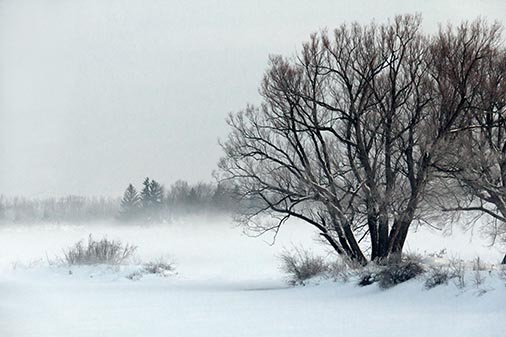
[378,214,390,260]
[389,220,410,255]
[388,204,417,258]
[342,223,367,265]
[368,214,380,260]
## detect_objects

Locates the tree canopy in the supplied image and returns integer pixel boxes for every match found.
[219,15,506,264]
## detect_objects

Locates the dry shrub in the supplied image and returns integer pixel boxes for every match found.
[448,257,466,288]
[377,258,425,289]
[327,257,358,282]
[280,247,329,285]
[143,258,175,276]
[63,234,137,265]
[424,265,452,289]
[125,258,175,281]
[358,264,383,286]
[357,254,425,289]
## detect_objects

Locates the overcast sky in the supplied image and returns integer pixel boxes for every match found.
[1,0,505,197]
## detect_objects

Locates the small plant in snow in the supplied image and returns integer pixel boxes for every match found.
[472,257,487,271]
[126,270,144,281]
[472,257,487,289]
[424,265,451,289]
[357,262,385,286]
[125,257,176,280]
[143,258,175,277]
[377,260,425,289]
[63,234,137,265]
[327,257,357,282]
[431,249,448,259]
[279,247,329,286]
[358,254,425,289]
[448,257,466,289]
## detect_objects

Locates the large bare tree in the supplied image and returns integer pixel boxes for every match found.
[219,15,504,264]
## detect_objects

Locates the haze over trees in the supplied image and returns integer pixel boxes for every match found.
[219,15,506,264]
[0,179,238,224]
[117,178,239,222]
[0,195,120,224]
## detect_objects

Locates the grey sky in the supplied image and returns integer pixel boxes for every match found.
[1,0,505,196]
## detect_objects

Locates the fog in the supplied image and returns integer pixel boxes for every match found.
[1,0,504,196]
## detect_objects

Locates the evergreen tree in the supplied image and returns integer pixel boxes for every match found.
[119,184,140,220]
[140,177,152,209]
[138,177,166,221]
[150,180,166,220]
[149,180,164,208]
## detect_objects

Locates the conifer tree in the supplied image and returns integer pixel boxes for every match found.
[140,177,152,209]
[119,184,140,220]
[149,180,164,208]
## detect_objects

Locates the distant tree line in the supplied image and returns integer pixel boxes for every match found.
[0,195,120,223]
[118,178,239,222]
[0,179,239,224]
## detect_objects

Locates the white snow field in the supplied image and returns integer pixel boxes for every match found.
[0,219,505,337]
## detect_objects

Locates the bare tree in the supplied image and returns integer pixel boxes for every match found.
[436,24,506,262]
[219,15,503,264]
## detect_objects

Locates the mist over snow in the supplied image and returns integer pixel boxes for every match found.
[0,220,505,337]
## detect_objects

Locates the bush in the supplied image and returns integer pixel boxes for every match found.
[143,258,174,276]
[358,272,379,286]
[357,264,383,286]
[377,258,425,289]
[424,266,451,289]
[125,257,175,280]
[326,257,357,282]
[126,270,144,281]
[356,255,424,288]
[63,234,137,265]
[280,247,329,285]
[448,257,466,288]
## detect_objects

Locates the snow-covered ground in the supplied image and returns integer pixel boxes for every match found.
[0,218,505,337]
